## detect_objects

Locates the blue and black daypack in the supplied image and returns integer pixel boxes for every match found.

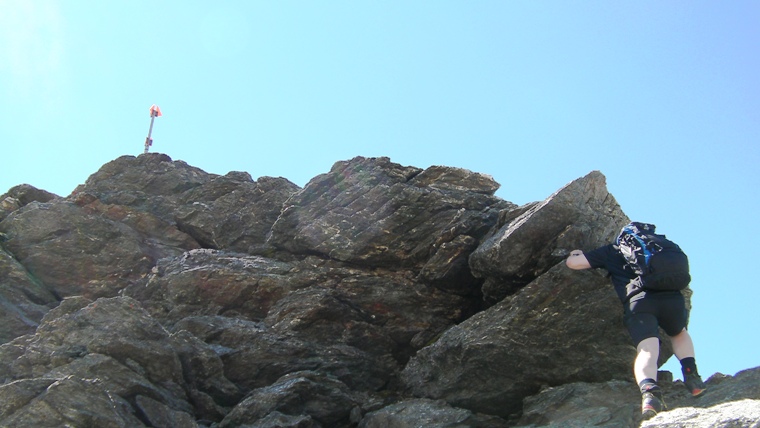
[616,222,691,291]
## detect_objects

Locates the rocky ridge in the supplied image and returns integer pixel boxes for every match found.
[0,153,757,427]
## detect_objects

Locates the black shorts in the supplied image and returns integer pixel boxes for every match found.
[623,292,688,345]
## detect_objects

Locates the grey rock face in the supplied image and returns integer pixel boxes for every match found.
[0,296,235,427]
[359,398,509,428]
[74,153,300,254]
[267,157,512,276]
[0,196,199,298]
[0,246,58,343]
[515,367,760,427]
[401,264,634,418]
[469,170,628,301]
[0,184,59,222]
[0,154,755,427]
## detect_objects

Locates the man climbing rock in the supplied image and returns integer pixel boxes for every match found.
[566,222,706,419]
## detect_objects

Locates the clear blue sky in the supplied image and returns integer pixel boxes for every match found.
[2,1,758,380]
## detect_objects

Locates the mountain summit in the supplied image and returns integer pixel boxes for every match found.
[1,153,758,427]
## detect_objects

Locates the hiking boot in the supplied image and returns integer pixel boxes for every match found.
[641,391,664,419]
[684,372,706,397]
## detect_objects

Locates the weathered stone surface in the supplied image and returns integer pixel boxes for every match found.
[401,263,633,418]
[0,196,199,298]
[0,246,58,343]
[515,379,641,427]
[123,249,300,326]
[260,259,476,363]
[73,153,214,215]
[125,249,475,370]
[175,174,299,253]
[174,314,397,394]
[0,184,58,222]
[359,398,509,428]
[469,170,627,300]
[1,155,756,427]
[267,157,512,280]
[514,367,760,427]
[0,296,241,426]
[1,297,184,385]
[218,371,361,428]
[658,366,760,413]
[135,394,199,428]
[75,153,299,254]
[0,376,146,427]
[644,399,760,427]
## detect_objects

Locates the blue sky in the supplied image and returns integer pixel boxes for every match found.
[1,1,758,380]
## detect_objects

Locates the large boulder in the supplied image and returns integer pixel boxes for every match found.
[123,248,478,395]
[0,246,58,344]
[0,376,147,427]
[75,153,300,254]
[123,249,301,326]
[2,155,755,427]
[217,371,362,428]
[0,296,240,426]
[515,366,760,427]
[72,153,214,216]
[125,249,477,365]
[172,315,396,394]
[401,263,634,418]
[469,170,628,302]
[0,196,199,298]
[174,174,299,253]
[359,398,509,428]
[0,184,59,222]
[267,157,513,281]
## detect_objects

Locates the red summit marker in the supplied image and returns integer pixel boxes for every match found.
[144,104,163,153]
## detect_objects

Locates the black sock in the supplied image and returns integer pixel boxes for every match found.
[680,357,698,376]
[639,378,660,395]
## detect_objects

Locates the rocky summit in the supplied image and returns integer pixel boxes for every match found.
[0,153,757,427]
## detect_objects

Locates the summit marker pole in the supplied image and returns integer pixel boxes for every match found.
[144,104,162,153]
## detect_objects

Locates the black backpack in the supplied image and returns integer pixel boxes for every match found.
[616,222,691,291]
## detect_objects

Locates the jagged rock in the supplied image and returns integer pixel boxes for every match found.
[401,263,634,419]
[173,314,397,394]
[0,196,199,298]
[358,398,510,427]
[174,174,299,253]
[75,153,300,253]
[0,184,59,222]
[514,367,760,427]
[515,379,641,427]
[168,330,243,420]
[124,249,477,383]
[267,157,513,289]
[218,371,361,428]
[135,395,199,428]
[123,249,300,326]
[0,296,185,387]
[72,153,214,215]
[259,257,477,362]
[1,155,756,428]
[0,376,146,427]
[0,296,240,425]
[418,234,481,295]
[0,246,58,343]
[469,170,627,301]
[654,367,760,415]
[644,399,760,427]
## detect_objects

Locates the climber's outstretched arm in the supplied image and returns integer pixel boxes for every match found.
[566,250,592,270]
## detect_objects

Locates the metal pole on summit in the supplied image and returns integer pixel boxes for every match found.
[144,104,162,153]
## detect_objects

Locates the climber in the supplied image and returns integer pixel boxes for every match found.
[565,223,706,419]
